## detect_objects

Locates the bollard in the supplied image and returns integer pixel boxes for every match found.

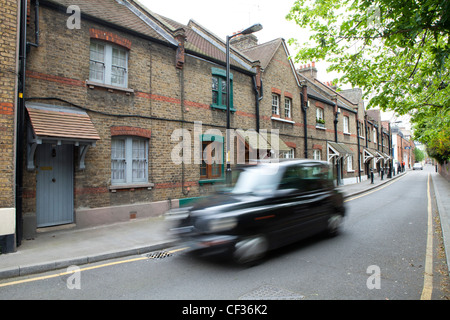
[381,169,384,180]
[370,169,374,184]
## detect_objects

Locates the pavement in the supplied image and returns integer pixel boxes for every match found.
[0,168,449,280]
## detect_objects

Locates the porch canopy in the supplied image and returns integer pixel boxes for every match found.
[327,141,353,162]
[26,102,100,170]
[363,148,375,163]
[235,129,291,161]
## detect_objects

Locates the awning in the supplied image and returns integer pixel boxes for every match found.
[236,129,270,151]
[381,151,391,160]
[26,102,100,170]
[235,129,291,153]
[363,149,375,163]
[375,151,385,163]
[264,132,291,153]
[327,141,353,162]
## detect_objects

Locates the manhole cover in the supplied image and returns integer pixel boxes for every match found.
[240,284,305,300]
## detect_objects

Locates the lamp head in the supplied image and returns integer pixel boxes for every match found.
[241,23,263,35]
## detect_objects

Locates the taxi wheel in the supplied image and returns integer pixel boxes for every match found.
[327,213,343,237]
[233,235,268,265]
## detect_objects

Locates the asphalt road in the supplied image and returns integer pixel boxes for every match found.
[0,166,448,301]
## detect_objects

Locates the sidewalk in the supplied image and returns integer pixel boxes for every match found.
[0,170,448,280]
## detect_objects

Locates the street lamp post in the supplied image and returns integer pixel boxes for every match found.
[225,23,262,186]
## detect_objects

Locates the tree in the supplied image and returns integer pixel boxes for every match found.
[287,0,450,161]
[413,146,425,163]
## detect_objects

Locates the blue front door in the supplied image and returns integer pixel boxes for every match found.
[36,144,74,227]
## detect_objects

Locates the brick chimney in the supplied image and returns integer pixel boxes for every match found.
[230,33,258,50]
[297,61,317,80]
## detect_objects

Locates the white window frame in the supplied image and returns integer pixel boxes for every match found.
[343,116,350,133]
[313,149,321,160]
[347,156,353,171]
[281,148,295,159]
[90,40,128,88]
[111,136,148,185]
[373,128,377,144]
[316,107,324,121]
[284,97,292,118]
[272,94,280,115]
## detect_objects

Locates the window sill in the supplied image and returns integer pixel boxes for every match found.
[109,182,154,192]
[199,178,224,186]
[315,126,326,130]
[271,116,295,124]
[344,132,351,135]
[86,80,134,95]
[210,104,236,113]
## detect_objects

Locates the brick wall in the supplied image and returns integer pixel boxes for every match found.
[21,3,261,215]
[259,44,304,156]
[0,0,19,208]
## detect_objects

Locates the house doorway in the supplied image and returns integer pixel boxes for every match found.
[36,144,74,227]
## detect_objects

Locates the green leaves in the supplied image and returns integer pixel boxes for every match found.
[287,0,450,162]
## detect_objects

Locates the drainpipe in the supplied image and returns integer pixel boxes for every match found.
[252,73,263,133]
[356,116,361,183]
[301,83,308,158]
[16,0,29,247]
[174,29,189,196]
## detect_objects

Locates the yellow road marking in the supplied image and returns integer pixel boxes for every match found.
[344,173,407,202]
[0,247,188,288]
[421,173,434,300]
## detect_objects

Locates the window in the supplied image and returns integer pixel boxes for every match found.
[316,108,324,122]
[373,128,377,143]
[347,156,353,171]
[316,108,325,127]
[90,41,128,87]
[211,68,234,111]
[284,98,292,118]
[281,148,295,159]
[200,135,224,180]
[272,94,280,115]
[313,149,321,160]
[212,76,227,107]
[111,137,148,184]
[359,122,365,138]
[343,116,349,133]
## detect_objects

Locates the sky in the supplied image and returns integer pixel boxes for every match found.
[138,0,410,127]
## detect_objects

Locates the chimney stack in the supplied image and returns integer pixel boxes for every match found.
[297,61,317,80]
[230,33,259,51]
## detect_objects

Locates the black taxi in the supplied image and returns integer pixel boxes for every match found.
[166,159,346,264]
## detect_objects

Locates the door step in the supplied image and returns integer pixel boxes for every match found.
[36,223,76,233]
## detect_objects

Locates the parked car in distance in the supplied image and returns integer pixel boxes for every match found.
[166,159,346,265]
[413,162,423,170]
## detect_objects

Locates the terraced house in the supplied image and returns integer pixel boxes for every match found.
[17,0,270,239]
[1,0,392,250]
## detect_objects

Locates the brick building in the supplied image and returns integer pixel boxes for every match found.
[0,0,20,252]
[18,0,268,238]
[2,0,394,247]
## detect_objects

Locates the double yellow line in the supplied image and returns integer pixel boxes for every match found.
[0,247,187,288]
[344,173,435,299]
[421,174,434,300]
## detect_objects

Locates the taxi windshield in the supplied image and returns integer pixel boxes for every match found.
[231,165,282,195]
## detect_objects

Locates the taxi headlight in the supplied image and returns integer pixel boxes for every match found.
[208,217,237,232]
